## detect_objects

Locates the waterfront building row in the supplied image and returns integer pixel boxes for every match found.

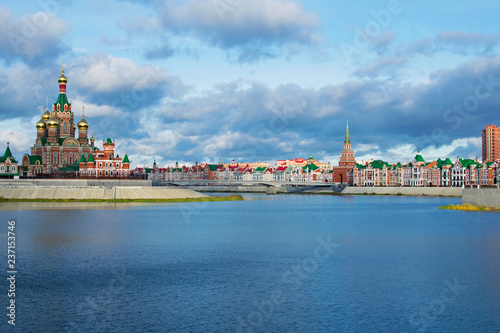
[350,153,499,187]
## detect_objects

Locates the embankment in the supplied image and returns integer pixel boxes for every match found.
[462,188,500,208]
[341,187,462,197]
[0,186,207,201]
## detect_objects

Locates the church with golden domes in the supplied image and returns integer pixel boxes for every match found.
[21,65,129,178]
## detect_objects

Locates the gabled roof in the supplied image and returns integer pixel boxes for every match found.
[253,166,267,173]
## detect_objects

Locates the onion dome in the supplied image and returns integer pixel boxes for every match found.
[77,106,89,129]
[58,61,67,83]
[36,118,46,129]
[41,98,51,120]
[42,110,51,121]
[47,113,59,127]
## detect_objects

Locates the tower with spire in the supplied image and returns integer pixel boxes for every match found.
[339,120,356,167]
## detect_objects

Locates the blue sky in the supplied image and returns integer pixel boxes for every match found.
[1,0,499,167]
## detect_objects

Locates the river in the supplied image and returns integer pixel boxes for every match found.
[0,194,499,332]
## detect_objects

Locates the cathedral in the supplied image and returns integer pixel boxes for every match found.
[21,65,129,178]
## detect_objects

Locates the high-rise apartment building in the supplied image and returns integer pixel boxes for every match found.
[482,124,499,163]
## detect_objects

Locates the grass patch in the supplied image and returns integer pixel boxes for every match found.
[439,204,500,212]
[0,195,244,203]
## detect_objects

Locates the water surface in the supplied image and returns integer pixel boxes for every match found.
[0,194,498,332]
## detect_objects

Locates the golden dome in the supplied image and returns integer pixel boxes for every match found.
[47,113,59,127]
[77,106,89,129]
[58,61,67,83]
[36,118,46,129]
[42,110,51,121]
[58,73,67,84]
[77,117,89,129]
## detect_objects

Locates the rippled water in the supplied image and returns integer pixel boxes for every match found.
[0,194,499,332]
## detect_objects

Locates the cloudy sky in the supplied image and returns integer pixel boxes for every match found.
[1,0,499,167]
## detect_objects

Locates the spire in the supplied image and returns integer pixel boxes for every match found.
[345,120,351,143]
[4,142,13,158]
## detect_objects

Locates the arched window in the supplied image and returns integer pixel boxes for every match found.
[105,171,108,176]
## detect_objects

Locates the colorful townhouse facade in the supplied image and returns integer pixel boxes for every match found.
[350,153,498,187]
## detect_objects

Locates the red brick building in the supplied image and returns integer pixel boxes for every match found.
[331,121,356,183]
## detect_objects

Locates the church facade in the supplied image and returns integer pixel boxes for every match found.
[21,66,129,178]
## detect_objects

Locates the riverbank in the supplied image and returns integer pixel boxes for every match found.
[0,194,243,204]
[342,187,462,197]
[0,186,213,201]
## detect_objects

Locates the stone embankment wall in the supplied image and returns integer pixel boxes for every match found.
[341,187,462,197]
[0,179,152,188]
[0,186,207,200]
[462,188,500,208]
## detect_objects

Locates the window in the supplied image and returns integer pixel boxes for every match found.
[53,153,58,165]
[99,171,102,176]
[105,171,108,176]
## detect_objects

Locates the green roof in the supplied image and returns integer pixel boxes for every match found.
[105,138,113,144]
[4,145,13,158]
[303,163,319,172]
[59,162,79,172]
[207,164,220,171]
[122,154,130,164]
[415,153,425,163]
[87,153,95,163]
[80,154,87,163]
[371,160,390,169]
[442,158,453,166]
[54,94,70,111]
[0,144,17,163]
[254,167,267,173]
[25,155,42,165]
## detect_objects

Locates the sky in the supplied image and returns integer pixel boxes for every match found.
[1,0,499,167]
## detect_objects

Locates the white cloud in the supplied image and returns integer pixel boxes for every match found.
[0,6,69,65]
